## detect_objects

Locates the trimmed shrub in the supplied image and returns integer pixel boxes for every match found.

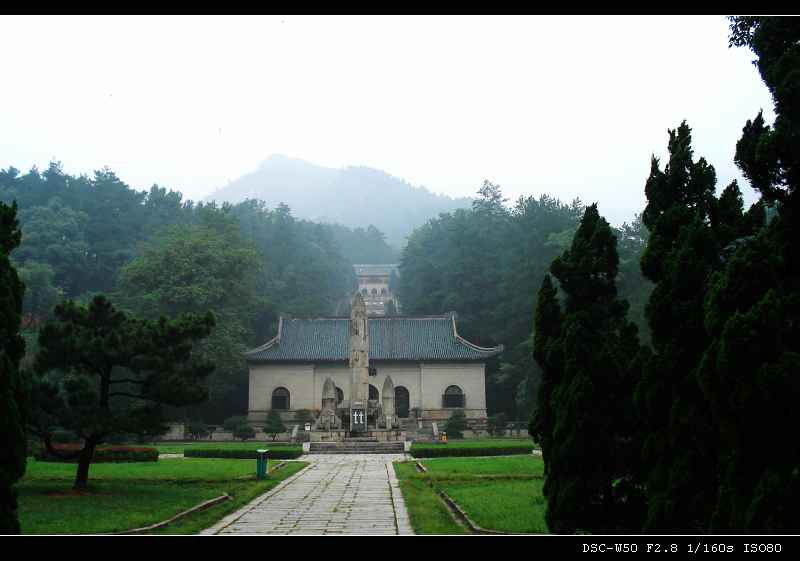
[410,442,535,459]
[233,423,256,441]
[51,429,79,443]
[223,416,249,432]
[487,413,508,437]
[183,447,303,460]
[187,420,210,440]
[443,410,467,439]
[263,410,287,441]
[35,444,159,463]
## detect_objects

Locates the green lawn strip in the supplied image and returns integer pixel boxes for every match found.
[396,456,548,534]
[392,462,466,535]
[25,457,266,481]
[19,480,227,534]
[148,441,302,455]
[411,438,535,458]
[421,455,544,477]
[18,459,307,535]
[439,479,548,534]
[148,461,308,534]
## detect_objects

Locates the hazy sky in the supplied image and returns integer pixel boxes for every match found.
[1,15,774,226]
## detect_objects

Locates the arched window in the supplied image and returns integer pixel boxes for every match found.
[336,387,344,405]
[371,288,377,295]
[443,385,464,408]
[272,387,290,410]
[395,386,410,418]
[380,288,387,295]
[361,288,368,295]
[369,384,379,401]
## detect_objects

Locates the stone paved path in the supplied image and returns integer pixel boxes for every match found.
[201,454,413,535]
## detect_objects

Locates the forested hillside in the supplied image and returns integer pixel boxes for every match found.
[397,180,653,420]
[0,164,397,421]
[206,154,472,247]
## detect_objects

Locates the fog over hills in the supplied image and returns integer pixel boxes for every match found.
[205,155,473,247]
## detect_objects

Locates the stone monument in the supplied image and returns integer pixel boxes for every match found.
[349,293,369,433]
[380,375,397,429]
[315,376,341,430]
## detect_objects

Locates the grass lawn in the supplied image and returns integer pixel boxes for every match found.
[421,456,544,478]
[18,457,307,534]
[148,441,302,455]
[410,437,535,458]
[394,454,548,534]
[444,479,548,533]
[393,462,467,535]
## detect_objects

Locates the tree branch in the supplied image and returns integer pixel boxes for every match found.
[108,392,157,401]
[109,378,146,385]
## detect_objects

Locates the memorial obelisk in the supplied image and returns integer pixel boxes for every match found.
[349,293,369,433]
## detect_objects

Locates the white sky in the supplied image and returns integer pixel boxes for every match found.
[0,15,774,226]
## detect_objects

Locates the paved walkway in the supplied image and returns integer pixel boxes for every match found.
[201,454,413,535]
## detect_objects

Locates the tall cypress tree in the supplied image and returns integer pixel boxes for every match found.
[635,121,763,532]
[533,204,644,533]
[0,201,26,533]
[697,16,800,531]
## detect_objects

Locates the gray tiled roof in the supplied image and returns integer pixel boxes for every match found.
[245,316,502,363]
[353,264,399,276]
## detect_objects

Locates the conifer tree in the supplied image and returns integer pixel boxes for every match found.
[0,201,26,533]
[263,409,287,441]
[635,119,765,531]
[533,205,644,533]
[696,16,800,531]
[29,295,215,489]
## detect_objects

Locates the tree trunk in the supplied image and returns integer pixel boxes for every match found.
[74,441,96,490]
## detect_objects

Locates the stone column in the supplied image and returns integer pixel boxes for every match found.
[349,293,369,432]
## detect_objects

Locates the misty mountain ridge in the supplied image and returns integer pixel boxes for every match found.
[205,154,473,246]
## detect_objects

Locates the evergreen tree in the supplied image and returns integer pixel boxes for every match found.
[695,16,800,531]
[263,409,287,441]
[29,296,215,489]
[0,201,26,533]
[634,122,745,532]
[443,410,466,439]
[186,420,210,440]
[533,204,644,534]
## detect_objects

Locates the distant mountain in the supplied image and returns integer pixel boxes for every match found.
[205,155,472,247]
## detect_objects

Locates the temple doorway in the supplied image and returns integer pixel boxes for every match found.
[395,386,410,418]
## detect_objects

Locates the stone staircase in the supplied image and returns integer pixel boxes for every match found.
[308,437,405,454]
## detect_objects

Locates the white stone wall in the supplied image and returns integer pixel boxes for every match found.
[420,363,486,409]
[248,364,315,418]
[247,361,487,420]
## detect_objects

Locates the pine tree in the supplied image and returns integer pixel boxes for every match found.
[0,201,26,533]
[696,16,800,531]
[533,205,645,533]
[29,295,215,489]
[263,409,287,441]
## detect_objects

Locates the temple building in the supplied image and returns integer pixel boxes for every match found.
[353,264,399,316]
[246,294,502,435]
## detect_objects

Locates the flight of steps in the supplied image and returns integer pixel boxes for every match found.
[308,436,405,454]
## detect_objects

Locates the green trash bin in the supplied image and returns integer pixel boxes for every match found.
[256,449,270,479]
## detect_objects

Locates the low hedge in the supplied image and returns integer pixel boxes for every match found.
[183,447,303,460]
[35,444,159,463]
[410,443,535,459]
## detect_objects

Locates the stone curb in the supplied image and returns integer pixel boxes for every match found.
[108,494,232,535]
[386,460,414,535]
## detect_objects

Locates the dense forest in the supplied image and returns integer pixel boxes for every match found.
[0,166,401,421]
[528,16,800,532]
[2,14,797,536]
[206,154,472,247]
[397,181,652,420]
